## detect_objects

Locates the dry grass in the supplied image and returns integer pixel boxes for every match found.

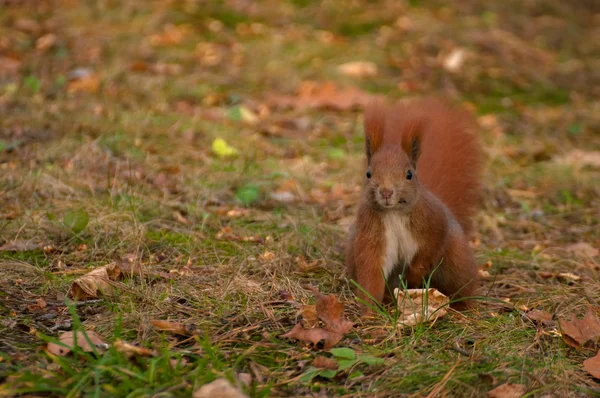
[1,0,599,397]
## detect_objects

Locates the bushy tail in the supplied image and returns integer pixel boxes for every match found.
[383,97,484,235]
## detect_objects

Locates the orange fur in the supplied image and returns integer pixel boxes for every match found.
[345,97,483,311]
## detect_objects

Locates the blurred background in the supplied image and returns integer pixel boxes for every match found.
[1,1,599,396]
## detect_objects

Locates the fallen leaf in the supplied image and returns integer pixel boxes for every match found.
[46,331,105,356]
[583,350,600,379]
[295,256,320,272]
[193,378,247,398]
[69,263,121,300]
[525,309,553,325]
[0,56,22,76]
[283,287,353,349]
[557,272,581,282]
[566,242,599,259]
[443,48,466,73]
[236,373,252,387]
[149,24,190,47]
[298,305,319,328]
[67,73,100,94]
[313,356,339,370]
[212,138,238,157]
[394,288,449,328]
[559,306,600,347]
[267,80,378,111]
[487,382,527,398]
[259,250,276,261]
[113,339,156,357]
[36,33,57,51]
[281,323,334,346]
[310,287,354,336]
[151,320,198,336]
[337,61,378,78]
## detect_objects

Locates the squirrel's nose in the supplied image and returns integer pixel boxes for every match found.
[379,188,394,200]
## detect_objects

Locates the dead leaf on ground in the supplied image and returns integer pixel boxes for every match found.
[394,288,449,328]
[36,33,57,51]
[566,242,599,259]
[487,382,527,398]
[267,80,379,111]
[193,378,247,398]
[149,23,190,47]
[151,320,199,336]
[558,306,600,347]
[113,339,156,358]
[283,287,353,349]
[69,262,121,300]
[67,68,100,94]
[337,61,378,78]
[443,48,466,73]
[524,309,553,325]
[295,256,321,272]
[309,286,354,335]
[46,331,105,356]
[281,323,335,347]
[583,350,600,379]
[313,356,339,370]
[298,304,319,328]
[0,56,22,76]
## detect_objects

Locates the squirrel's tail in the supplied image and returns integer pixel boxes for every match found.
[388,97,484,236]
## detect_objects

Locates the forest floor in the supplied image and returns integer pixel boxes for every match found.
[1,1,599,397]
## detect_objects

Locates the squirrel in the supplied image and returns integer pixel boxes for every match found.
[345,97,484,311]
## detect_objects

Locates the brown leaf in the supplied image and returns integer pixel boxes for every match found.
[566,242,599,259]
[283,287,353,349]
[47,331,105,356]
[559,306,600,347]
[298,305,319,328]
[193,378,247,398]
[67,74,100,94]
[69,263,121,300]
[151,320,198,336]
[525,309,553,325]
[337,61,378,78]
[267,80,379,111]
[149,24,190,47]
[309,286,354,335]
[36,33,57,51]
[487,382,527,398]
[313,356,339,370]
[583,350,600,379]
[113,339,156,358]
[394,288,449,328]
[281,323,338,347]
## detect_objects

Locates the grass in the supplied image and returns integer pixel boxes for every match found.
[1,0,599,397]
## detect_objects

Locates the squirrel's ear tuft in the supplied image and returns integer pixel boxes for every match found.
[401,120,422,167]
[364,100,386,162]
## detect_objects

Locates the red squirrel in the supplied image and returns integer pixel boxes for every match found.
[345,97,483,311]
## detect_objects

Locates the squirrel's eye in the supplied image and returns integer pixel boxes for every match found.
[406,170,413,180]
[366,170,372,179]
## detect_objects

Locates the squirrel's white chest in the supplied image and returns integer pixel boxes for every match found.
[381,213,419,278]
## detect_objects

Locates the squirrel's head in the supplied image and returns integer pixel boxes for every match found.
[363,101,422,213]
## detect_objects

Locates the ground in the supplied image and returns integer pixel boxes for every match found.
[1,1,599,397]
